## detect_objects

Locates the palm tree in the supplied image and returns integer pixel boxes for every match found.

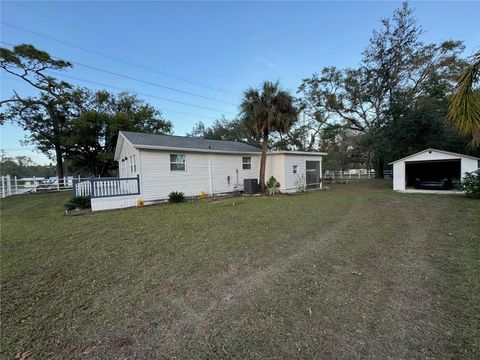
[240,81,298,192]
[448,51,480,146]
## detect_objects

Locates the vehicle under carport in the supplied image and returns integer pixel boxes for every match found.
[390,149,480,192]
[405,159,460,190]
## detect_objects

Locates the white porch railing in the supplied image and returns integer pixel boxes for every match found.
[74,180,92,197]
[73,175,140,198]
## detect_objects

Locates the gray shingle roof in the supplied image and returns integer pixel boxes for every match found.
[121,131,261,153]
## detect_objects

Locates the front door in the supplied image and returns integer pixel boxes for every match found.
[306,161,320,189]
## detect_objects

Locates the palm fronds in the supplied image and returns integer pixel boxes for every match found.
[448,51,480,144]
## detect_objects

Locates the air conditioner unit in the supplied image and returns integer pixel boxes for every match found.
[243,178,258,195]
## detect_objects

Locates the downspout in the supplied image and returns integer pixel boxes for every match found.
[137,149,143,198]
[209,154,214,195]
[320,157,323,189]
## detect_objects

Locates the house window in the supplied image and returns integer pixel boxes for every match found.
[170,154,186,171]
[242,157,251,170]
[130,155,136,173]
[293,165,298,174]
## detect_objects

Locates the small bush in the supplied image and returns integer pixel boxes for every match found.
[65,196,91,211]
[168,191,186,203]
[295,175,306,193]
[266,176,281,196]
[456,170,480,199]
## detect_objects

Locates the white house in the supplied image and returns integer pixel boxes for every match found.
[83,131,326,211]
[390,148,480,192]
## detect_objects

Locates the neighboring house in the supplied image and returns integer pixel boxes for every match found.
[84,131,326,211]
[390,148,480,192]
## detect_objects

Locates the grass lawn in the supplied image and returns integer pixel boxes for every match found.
[1,181,479,359]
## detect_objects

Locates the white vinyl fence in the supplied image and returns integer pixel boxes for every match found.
[0,175,88,198]
[1,175,12,198]
[323,169,392,181]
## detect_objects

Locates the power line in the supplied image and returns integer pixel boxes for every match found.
[1,22,238,106]
[50,74,227,119]
[72,60,238,106]
[1,73,233,117]
[1,26,238,108]
[1,40,235,116]
[12,2,240,83]
[1,21,239,97]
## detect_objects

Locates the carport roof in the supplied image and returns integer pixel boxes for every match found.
[389,148,480,165]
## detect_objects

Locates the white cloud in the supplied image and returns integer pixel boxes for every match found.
[256,56,278,70]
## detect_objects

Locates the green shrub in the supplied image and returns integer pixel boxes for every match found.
[295,175,306,193]
[266,176,281,196]
[168,191,186,203]
[457,170,480,199]
[65,196,91,211]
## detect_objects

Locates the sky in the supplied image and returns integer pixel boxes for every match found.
[1,1,479,165]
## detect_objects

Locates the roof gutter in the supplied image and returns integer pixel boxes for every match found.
[133,144,262,155]
[268,151,327,156]
[132,145,327,156]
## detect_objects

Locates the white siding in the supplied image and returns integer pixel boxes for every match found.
[138,150,260,202]
[461,158,479,178]
[117,140,139,178]
[91,195,140,211]
[114,145,326,203]
[393,162,406,191]
[211,154,260,194]
[283,154,323,192]
[265,154,323,193]
[283,155,303,191]
[265,154,285,189]
[399,150,461,162]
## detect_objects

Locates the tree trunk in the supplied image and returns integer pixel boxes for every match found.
[375,157,384,179]
[54,144,64,180]
[259,131,269,192]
